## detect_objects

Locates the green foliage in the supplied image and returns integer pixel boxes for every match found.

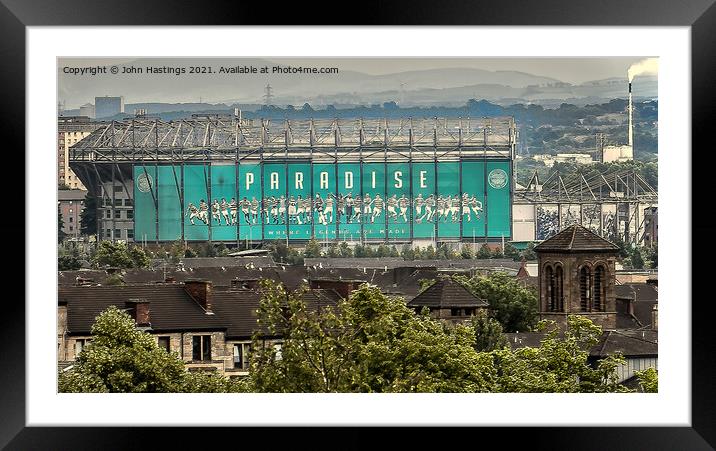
[58,306,245,393]
[401,244,415,260]
[470,310,508,352]
[58,210,67,243]
[80,194,98,236]
[493,316,628,393]
[461,245,474,259]
[184,247,197,258]
[246,280,629,393]
[418,278,436,293]
[58,255,82,271]
[129,246,152,268]
[92,241,133,268]
[521,242,538,261]
[491,246,504,259]
[635,367,658,393]
[339,242,353,257]
[304,237,323,258]
[476,244,492,259]
[104,273,125,286]
[503,243,521,261]
[453,272,538,333]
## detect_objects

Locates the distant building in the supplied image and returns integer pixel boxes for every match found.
[407,277,489,322]
[602,144,633,163]
[58,116,102,190]
[534,224,620,330]
[58,189,87,239]
[95,96,124,118]
[79,103,95,119]
[533,153,594,167]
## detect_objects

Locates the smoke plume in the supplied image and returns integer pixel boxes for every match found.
[628,58,659,82]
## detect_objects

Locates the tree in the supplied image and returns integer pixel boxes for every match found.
[92,241,150,269]
[503,243,521,261]
[58,210,67,243]
[400,244,415,261]
[304,238,323,258]
[59,306,245,393]
[470,310,508,352]
[326,242,340,258]
[635,367,658,393]
[521,242,537,261]
[491,246,504,259]
[80,193,98,236]
[461,246,474,260]
[168,240,185,264]
[453,272,538,333]
[492,316,628,393]
[58,255,81,271]
[477,244,492,259]
[248,280,496,393]
[339,242,353,258]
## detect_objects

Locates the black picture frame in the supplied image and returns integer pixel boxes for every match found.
[4,0,713,448]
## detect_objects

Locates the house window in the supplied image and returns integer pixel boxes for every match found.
[124,198,133,206]
[114,210,122,219]
[69,216,73,222]
[114,229,122,239]
[273,342,283,361]
[127,210,134,219]
[594,265,606,311]
[158,336,171,353]
[192,335,212,361]
[579,267,591,312]
[127,229,134,239]
[450,308,461,316]
[74,338,90,357]
[233,343,251,370]
[546,265,564,312]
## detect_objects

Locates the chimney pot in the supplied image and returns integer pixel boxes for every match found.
[125,298,150,327]
[184,279,213,313]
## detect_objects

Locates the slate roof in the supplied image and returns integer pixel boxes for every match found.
[304,258,521,270]
[59,285,223,334]
[534,224,620,253]
[506,329,658,358]
[615,283,658,302]
[58,284,341,339]
[407,278,488,309]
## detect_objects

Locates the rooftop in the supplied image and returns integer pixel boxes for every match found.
[408,277,489,309]
[534,224,620,253]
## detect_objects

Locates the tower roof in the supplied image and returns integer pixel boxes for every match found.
[534,224,620,253]
[407,277,489,309]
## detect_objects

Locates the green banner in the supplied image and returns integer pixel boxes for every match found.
[238,163,262,241]
[210,164,237,242]
[183,164,209,241]
[486,160,511,238]
[437,162,460,238]
[313,164,337,241]
[287,163,312,240]
[362,163,386,240]
[133,165,157,242]
[461,161,486,240]
[411,162,436,239]
[337,163,361,242]
[386,163,411,239]
[263,163,286,240]
[157,166,182,241]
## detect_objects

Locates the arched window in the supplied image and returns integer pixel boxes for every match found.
[579,266,591,311]
[594,265,606,311]
[545,265,555,312]
[555,265,564,312]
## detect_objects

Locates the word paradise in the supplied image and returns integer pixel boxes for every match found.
[133,161,511,242]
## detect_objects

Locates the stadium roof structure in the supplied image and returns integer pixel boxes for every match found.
[69,116,516,163]
[534,224,620,253]
[515,166,658,203]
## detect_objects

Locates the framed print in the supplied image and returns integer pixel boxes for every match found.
[4,0,715,448]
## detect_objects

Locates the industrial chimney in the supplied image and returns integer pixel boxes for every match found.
[628,82,633,148]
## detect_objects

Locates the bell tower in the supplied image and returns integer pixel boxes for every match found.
[534,225,619,330]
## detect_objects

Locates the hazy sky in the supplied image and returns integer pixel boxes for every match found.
[268,57,642,82]
[58,57,653,108]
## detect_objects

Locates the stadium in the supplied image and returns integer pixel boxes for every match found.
[69,116,516,246]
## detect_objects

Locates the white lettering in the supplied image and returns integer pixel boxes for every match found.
[320,172,328,189]
[295,172,303,190]
[246,172,254,190]
[270,172,279,190]
[420,171,427,188]
[345,172,353,189]
[394,171,403,188]
[371,172,376,189]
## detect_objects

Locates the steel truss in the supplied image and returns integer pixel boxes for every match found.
[69,117,517,245]
[515,168,658,245]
